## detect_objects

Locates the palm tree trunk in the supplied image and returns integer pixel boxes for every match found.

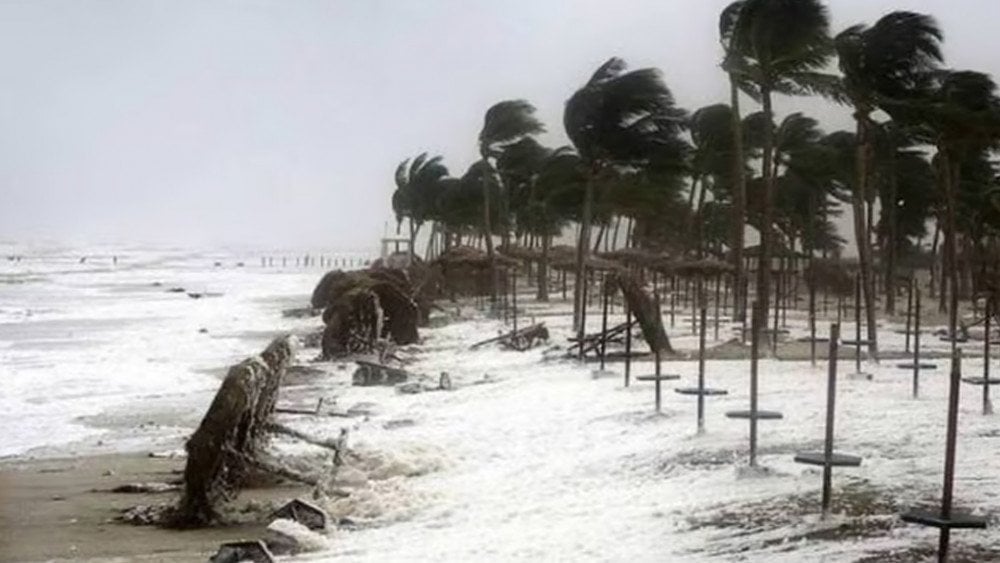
[853,115,879,361]
[537,234,550,301]
[729,74,747,324]
[941,150,961,355]
[885,163,899,315]
[480,158,499,307]
[573,170,596,334]
[695,175,709,258]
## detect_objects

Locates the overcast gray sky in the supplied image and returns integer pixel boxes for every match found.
[2,1,998,251]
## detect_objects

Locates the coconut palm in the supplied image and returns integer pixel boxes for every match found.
[719,1,753,321]
[564,57,688,338]
[478,100,545,306]
[919,71,1000,348]
[836,10,944,358]
[392,153,449,259]
[688,104,737,256]
[726,0,839,341]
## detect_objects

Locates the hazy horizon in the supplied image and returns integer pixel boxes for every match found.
[3,0,1000,250]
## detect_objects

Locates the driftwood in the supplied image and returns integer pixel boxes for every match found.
[171,337,292,528]
[612,273,674,354]
[470,322,550,351]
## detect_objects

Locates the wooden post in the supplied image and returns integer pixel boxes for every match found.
[905,277,914,353]
[714,274,721,342]
[561,269,567,301]
[698,307,707,433]
[810,279,817,368]
[914,287,922,399]
[512,270,518,333]
[749,302,760,467]
[655,294,663,412]
[600,279,609,372]
[670,276,676,328]
[983,298,991,416]
[624,301,632,388]
[854,274,863,374]
[939,349,964,561]
[821,322,841,516]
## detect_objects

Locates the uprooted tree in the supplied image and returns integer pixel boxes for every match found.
[312,268,422,358]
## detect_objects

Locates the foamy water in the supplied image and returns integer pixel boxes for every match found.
[0,242,365,458]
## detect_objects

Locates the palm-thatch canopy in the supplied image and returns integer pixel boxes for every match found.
[673,259,735,277]
[432,246,520,270]
[598,247,662,267]
[551,253,622,273]
[739,243,808,259]
[500,244,542,262]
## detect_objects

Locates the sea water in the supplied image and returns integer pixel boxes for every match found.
[0,242,363,458]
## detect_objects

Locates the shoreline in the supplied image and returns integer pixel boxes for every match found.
[0,451,309,562]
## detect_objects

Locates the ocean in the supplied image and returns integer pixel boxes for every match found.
[0,242,365,458]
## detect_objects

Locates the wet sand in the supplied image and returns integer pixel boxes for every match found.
[0,452,307,562]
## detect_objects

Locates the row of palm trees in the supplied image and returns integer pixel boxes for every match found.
[391,0,1000,352]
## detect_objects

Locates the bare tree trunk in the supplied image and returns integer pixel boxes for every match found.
[941,150,961,355]
[611,215,622,252]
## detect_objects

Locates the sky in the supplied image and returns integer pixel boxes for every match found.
[2,0,1000,252]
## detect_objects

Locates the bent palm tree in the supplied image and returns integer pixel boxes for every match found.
[727,0,838,347]
[837,10,944,360]
[478,100,545,307]
[392,153,449,259]
[564,57,688,342]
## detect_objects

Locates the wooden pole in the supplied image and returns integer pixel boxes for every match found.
[714,275,721,341]
[624,301,632,388]
[939,349,964,561]
[914,287,922,399]
[655,294,663,412]
[698,306,707,433]
[749,302,760,467]
[905,276,914,353]
[855,274,863,374]
[821,322,841,516]
[512,270,518,333]
[600,279,609,372]
[810,278,817,367]
[983,298,992,415]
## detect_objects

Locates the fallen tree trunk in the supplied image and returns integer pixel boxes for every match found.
[612,273,674,354]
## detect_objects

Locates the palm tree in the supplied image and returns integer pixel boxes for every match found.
[920,71,1000,348]
[496,139,582,300]
[392,153,449,259]
[688,104,737,257]
[719,1,752,321]
[478,100,545,307]
[836,10,944,359]
[564,58,688,339]
[726,0,838,343]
